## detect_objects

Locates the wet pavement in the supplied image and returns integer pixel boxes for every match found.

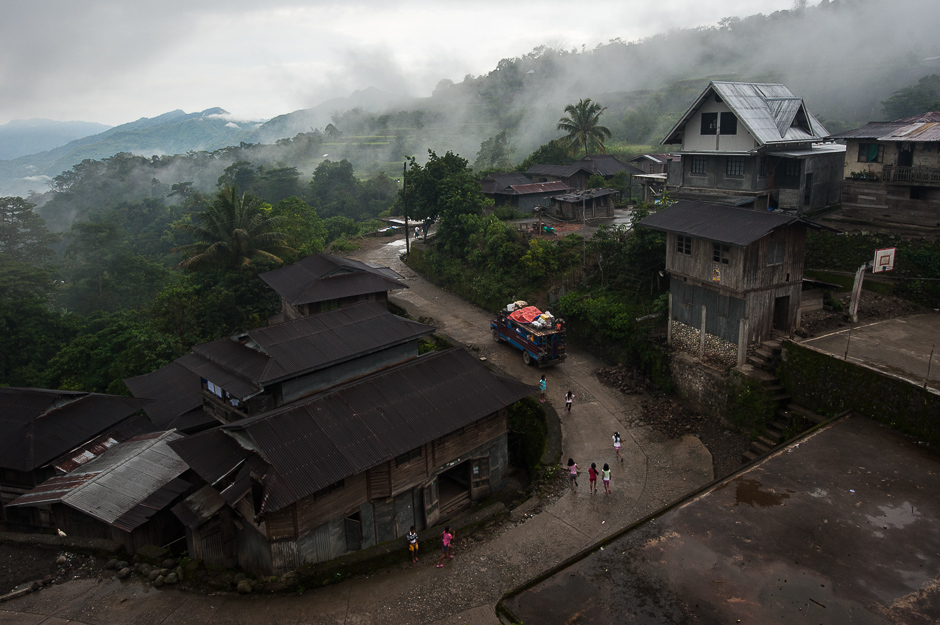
[501,415,940,624]
[0,235,713,625]
[799,313,940,391]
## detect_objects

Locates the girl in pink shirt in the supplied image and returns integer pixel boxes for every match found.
[436,526,454,567]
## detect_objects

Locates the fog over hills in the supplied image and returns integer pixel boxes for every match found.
[2,0,939,202]
[0,119,112,160]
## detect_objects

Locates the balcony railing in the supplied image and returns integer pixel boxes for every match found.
[882,165,940,186]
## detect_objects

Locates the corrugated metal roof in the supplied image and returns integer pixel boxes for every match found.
[124,361,207,431]
[9,431,191,531]
[260,252,406,306]
[171,485,227,528]
[481,172,533,194]
[172,349,535,514]
[553,188,618,203]
[638,200,809,246]
[179,303,435,400]
[832,112,940,141]
[509,181,569,195]
[0,388,151,473]
[769,144,846,158]
[662,82,829,147]
[526,155,642,178]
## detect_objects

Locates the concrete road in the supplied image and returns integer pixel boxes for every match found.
[0,235,713,625]
[799,313,940,391]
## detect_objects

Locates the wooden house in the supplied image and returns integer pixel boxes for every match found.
[169,348,534,576]
[260,252,407,322]
[831,112,940,228]
[124,362,218,434]
[527,154,642,190]
[550,188,618,220]
[480,173,569,213]
[175,302,435,423]
[0,388,151,531]
[8,431,192,555]
[662,82,845,214]
[639,200,825,345]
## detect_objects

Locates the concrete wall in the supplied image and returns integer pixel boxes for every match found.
[683,95,758,153]
[669,352,732,419]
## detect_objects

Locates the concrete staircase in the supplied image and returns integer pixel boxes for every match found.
[740,337,825,463]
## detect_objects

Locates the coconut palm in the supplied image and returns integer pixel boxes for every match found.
[173,186,294,270]
[557,98,612,157]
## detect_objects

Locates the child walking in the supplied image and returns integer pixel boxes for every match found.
[539,375,547,403]
[436,526,454,568]
[406,525,419,563]
[612,431,624,463]
[602,463,611,494]
[566,458,579,491]
[564,390,574,412]
[588,462,598,494]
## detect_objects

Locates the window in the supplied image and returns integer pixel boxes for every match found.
[395,447,422,467]
[720,112,738,135]
[713,242,730,265]
[676,235,692,255]
[726,157,745,177]
[784,160,801,177]
[767,239,784,265]
[857,143,884,163]
[758,158,768,178]
[701,112,718,135]
[690,156,707,176]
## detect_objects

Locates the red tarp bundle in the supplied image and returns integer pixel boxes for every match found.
[509,306,543,324]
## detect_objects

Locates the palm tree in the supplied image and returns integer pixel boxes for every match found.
[173,186,294,270]
[557,98,612,157]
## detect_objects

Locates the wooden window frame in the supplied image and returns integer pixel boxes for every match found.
[726,157,745,177]
[712,242,730,265]
[676,235,692,255]
[690,156,707,176]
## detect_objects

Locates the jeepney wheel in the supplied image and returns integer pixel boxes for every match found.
[522,350,532,366]
[492,329,502,343]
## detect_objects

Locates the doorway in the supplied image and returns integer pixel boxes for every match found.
[772,296,790,331]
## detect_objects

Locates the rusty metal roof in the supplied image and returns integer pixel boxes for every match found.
[260,252,406,306]
[834,113,940,142]
[171,485,227,529]
[509,181,569,195]
[552,188,619,203]
[178,303,435,401]
[481,172,533,194]
[124,361,216,433]
[171,348,535,514]
[0,388,151,473]
[9,431,191,531]
[663,81,829,146]
[639,200,813,246]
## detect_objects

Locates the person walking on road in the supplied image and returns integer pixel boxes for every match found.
[539,375,547,403]
[566,458,579,491]
[436,526,454,567]
[588,462,598,494]
[602,463,611,494]
[612,431,623,463]
[407,526,419,563]
[564,390,574,412]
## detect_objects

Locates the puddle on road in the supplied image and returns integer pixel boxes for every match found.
[734,478,793,508]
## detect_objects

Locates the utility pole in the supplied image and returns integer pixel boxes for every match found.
[403,161,410,255]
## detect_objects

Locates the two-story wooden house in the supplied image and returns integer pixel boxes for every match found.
[662,82,844,214]
[831,112,940,227]
[169,348,533,575]
[639,200,823,346]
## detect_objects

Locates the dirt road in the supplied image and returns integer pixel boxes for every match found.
[1,236,713,625]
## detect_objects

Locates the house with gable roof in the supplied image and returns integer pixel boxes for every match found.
[662,81,844,214]
[260,252,407,322]
[480,172,570,213]
[831,112,940,227]
[526,154,643,191]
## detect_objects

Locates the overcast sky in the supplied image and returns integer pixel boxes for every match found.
[1,0,799,127]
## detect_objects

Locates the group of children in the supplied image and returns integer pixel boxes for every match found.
[565,432,625,495]
[407,525,455,568]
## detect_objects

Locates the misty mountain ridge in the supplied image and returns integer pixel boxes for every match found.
[0,119,112,161]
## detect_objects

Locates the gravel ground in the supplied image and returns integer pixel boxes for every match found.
[0,544,103,595]
[596,366,751,480]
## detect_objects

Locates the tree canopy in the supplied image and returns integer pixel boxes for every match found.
[557,98,612,157]
[173,186,294,271]
[881,74,940,120]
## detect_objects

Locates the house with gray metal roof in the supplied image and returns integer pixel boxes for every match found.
[260,252,407,322]
[480,172,570,213]
[831,112,940,227]
[640,200,825,348]
[8,431,192,555]
[527,154,642,191]
[0,388,151,530]
[169,348,535,575]
[662,81,844,214]
[175,302,435,423]
[124,362,217,434]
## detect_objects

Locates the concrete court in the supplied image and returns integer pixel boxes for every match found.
[502,415,940,624]
[799,313,940,392]
[0,236,713,625]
